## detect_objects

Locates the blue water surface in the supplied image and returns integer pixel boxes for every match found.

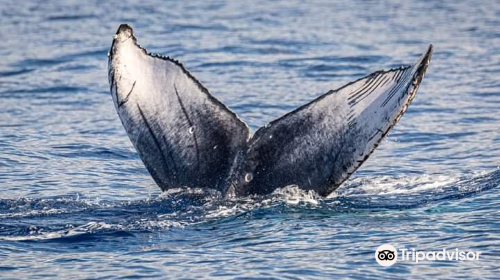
[1,0,499,279]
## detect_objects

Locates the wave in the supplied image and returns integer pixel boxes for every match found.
[0,170,498,242]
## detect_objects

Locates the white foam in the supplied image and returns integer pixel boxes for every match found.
[270,185,320,206]
[329,174,460,198]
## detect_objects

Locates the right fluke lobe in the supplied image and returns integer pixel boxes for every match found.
[226,45,432,197]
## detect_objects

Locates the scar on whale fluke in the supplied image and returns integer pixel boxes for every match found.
[108,24,433,197]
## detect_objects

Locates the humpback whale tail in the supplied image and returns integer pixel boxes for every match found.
[108,24,432,197]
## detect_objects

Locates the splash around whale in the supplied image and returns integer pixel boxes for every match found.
[108,24,433,198]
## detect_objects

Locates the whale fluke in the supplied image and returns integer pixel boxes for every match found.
[108,24,432,197]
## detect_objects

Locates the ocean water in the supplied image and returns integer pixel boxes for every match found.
[1,0,499,279]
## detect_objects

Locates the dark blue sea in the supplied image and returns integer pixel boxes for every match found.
[1,0,499,279]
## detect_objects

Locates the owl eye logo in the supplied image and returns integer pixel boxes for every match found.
[378,250,395,261]
[375,244,398,266]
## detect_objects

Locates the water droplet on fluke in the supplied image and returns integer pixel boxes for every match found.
[245,173,253,182]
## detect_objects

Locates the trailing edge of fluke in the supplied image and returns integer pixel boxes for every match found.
[108,24,432,197]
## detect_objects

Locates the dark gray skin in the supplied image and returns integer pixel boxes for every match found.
[108,24,433,197]
[224,115,364,197]
[224,58,432,197]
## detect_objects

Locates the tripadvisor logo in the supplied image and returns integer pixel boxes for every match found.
[375,244,398,266]
[375,244,482,267]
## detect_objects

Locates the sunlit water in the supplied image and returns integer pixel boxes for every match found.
[1,0,499,279]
